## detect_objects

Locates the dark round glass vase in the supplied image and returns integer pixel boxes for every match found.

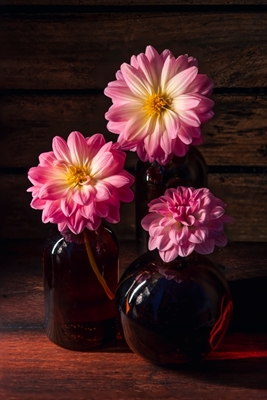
[116,250,233,365]
[43,224,119,351]
[135,147,207,254]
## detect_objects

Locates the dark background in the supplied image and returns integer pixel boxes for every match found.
[1,0,267,244]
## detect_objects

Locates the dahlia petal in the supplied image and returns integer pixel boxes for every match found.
[68,212,87,235]
[220,214,235,224]
[80,203,95,219]
[52,136,71,163]
[90,152,114,178]
[85,214,102,231]
[169,226,181,243]
[161,49,174,61]
[173,94,201,111]
[148,235,158,251]
[208,219,224,235]
[30,197,46,209]
[161,55,178,89]
[178,126,194,145]
[189,227,208,244]
[175,54,190,74]
[191,135,203,146]
[49,212,67,224]
[95,202,109,217]
[190,126,202,139]
[159,236,175,253]
[104,85,138,105]
[85,134,105,155]
[72,185,96,206]
[148,203,170,215]
[199,110,214,124]
[178,243,195,257]
[68,131,90,166]
[102,174,132,188]
[117,185,135,203]
[149,225,165,237]
[42,200,62,222]
[121,63,151,96]
[119,113,151,149]
[166,66,198,97]
[196,210,210,226]
[137,52,158,87]
[164,109,180,137]
[141,213,162,231]
[145,45,164,74]
[102,150,126,176]
[195,239,215,255]
[210,206,225,219]
[159,217,174,227]
[186,215,195,226]
[188,56,198,68]
[214,232,228,247]
[144,121,162,158]
[39,151,56,167]
[178,109,201,127]
[160,245,179,262]
[172,137,189,157]
[105,103,143,123]
[193,95,214,113]
[170,225,189,245]
[95,182,112,201]
[160,130,173,156]
[106,120,126,135]
[61,196,78,217]
[136,143,150,163]
[39,180,69,200]
[103,193,120,207]
[187,74,214,96]
[104,205,120,223]
[130,55,139,69]
[28,166,65,185]
[179,225,189,245]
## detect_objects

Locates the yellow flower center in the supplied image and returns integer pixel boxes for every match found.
[143,93,172,117]
[68,165,91,186]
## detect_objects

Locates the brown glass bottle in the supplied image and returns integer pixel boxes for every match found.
[116,250,233,365]
[43,224,119,350]
[135,147,207,255]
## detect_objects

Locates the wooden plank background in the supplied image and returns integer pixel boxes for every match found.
[1,2,267,242]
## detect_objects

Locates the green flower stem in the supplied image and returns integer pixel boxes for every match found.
[83,229,114,301]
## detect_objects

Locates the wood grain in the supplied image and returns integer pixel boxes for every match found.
[1,12,267,90]
[1,1,266,5]
[208,173,267,241]
[1,94,267,169]
[1,330,267,400]
[0,172,266,241]
[1,241,267,399]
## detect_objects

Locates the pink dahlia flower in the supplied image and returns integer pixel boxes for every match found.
[104,45,214,165]
[27,131,135,235]
[141,187,233,262]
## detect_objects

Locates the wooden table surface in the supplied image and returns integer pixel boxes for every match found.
[1,240,267,400]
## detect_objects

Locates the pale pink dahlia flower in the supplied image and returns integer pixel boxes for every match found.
[141,187,233,262]
[104,45,214,165]
[27,131,135,235]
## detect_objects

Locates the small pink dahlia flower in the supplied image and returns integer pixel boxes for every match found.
[141,187,233,262]
[104,45,214,165]
[27,131,135,235]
